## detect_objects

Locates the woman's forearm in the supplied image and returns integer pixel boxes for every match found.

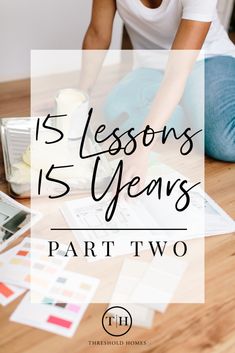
[146,76,187,130]
[141,18,210,148]
[79,27,111,93]
[144,50,199,134]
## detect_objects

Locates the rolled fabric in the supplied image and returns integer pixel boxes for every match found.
[56,89,89,139]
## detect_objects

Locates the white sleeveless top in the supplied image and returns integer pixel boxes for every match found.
[116,0,235,57]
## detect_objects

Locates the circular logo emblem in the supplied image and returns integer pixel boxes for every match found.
[102,306,132,337]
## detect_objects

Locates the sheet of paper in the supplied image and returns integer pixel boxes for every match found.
[204,193,235,235]
[110,256,186,318]
[61,196,156,239]
[130,256,187,310]
[141,189,234,239]
[110,259,155,328]
[61,187,234,264]
[61,196,163,260]
[11,271,99,337]
[0,191,41,251]
[146,160,234,238]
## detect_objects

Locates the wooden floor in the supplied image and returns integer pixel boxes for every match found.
[0,79,234,353]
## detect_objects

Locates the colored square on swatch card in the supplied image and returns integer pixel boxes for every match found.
[47,315,72,329]
[24,274,30,283]
[0,282,26,306]
[33,263,45,270]
[10,258,23,265]
[67,304,80,313]
[46,266,57,274]
[57,277,67,284]
[17,250,29,257]
[0,283,14,297]
[80,283,91,291]
[42,297,54,305]
[62,290,73,297]
[55,302,67,308]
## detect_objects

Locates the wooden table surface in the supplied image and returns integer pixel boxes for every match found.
[0,79,234,353]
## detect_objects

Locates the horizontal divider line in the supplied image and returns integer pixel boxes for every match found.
[50,228,188,231]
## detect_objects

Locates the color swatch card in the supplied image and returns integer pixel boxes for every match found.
[0,238,30,288]
[11,271,100,337]
[0,242,26,306]
[0,238,69,293]
[0,282,26,306]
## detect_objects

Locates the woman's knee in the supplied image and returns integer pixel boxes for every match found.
[205,57,235,161]
[205,121,235,162]
[104,69,162,115]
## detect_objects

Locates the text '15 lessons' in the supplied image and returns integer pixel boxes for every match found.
[36,109,202,222]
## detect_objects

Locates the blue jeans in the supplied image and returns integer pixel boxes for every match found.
[104,56,235,162]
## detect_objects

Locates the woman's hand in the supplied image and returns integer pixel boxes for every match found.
[121,145,150,197]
